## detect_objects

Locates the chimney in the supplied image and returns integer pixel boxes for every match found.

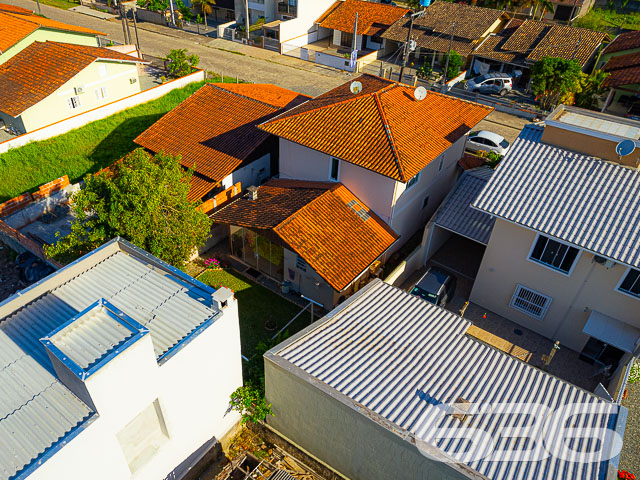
[247,185,259,200]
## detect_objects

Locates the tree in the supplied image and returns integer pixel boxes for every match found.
[163,48,200,77]
[229,384,274,425]
[575,69,610,110]
[192,0,214,26]
[530,57,583,111]
[440,50,462,80]
[45,149,211,268]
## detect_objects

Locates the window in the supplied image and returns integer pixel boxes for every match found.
[529,235,579,274]
[94,86,108,100]
[510,284,552,320]
[67,95,81,110]
[422,195,429,209]
[329,157,340,181]
[98,64,108,77]
[341,32,354,48]
[296,254,307,272]
[406,172,420,189]
[618,268,640,298]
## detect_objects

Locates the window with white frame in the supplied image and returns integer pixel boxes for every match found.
[529,234,580,274]
[329,157,340,181]
[618,268,640,298]
[94,86,108,100]
[406,172,420,189]
[98,64,108,78]
[510,284,552,320]
[67,95,81,110]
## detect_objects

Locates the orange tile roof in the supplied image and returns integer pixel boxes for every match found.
[0,41,147,117]
[526,24,608,66]
[317,0,409,37]
[603,30,640,55]
[602,51,640,87]
[211,179,398,291]
[259,74,493,182]
[0,11,104,53]
[0,3,32,14]
[135,83,311,201]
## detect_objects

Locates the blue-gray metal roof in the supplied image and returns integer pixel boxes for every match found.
[434,167,495,244]
[0,242,218,479]
[472,124,640,268]
[276,280,619,480]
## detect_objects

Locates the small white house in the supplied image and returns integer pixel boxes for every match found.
[0,238,242,480]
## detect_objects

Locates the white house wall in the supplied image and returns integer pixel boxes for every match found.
[278,0,335,44]
[221,153,271,189]
[28,301,243,480]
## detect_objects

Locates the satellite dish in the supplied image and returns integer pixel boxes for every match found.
[350,81,362,94]
[414,86,427,101]
[615,139,636,158]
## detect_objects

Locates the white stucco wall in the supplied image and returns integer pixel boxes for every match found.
[278,0,336,44]
[28,299,243,480]
[221,153,271,189]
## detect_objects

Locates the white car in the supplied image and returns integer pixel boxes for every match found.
[466,130,510,156]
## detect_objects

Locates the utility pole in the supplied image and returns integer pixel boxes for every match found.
[569,0,578,26]
[441,22,456,91]
[398,13,416,82]
[35,0,41,14]
[352,12,358,53]
[245,0,250,42]
[119,2,130,44]
[168,0,176,26]
[131,7,141,55]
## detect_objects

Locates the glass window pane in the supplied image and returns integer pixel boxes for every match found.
[531,236,547,261]
[560,247,579,272]
[243,229,257,267]
[621,269,640,295]
[231,226,243,258]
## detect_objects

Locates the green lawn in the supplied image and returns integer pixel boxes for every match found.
[37,0,79,10]
[575,8,640,33]
[0,75,240,202]
[198,269,311,356]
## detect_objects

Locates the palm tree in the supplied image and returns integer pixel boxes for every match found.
[192,0,215,27]
[532,0,555,20]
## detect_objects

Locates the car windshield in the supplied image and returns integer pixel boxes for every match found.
[410,286,438,304]
[472,75,487,83]
[500,139,510,148]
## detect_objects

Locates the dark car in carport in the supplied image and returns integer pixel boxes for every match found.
[410,267,457,307]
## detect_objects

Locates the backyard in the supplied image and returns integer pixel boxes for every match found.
[0,74,240,202]
[575,8,640,32]
[198,268,312,356]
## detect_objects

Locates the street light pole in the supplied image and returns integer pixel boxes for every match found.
[441,22,456,91]
[245,0,250,42]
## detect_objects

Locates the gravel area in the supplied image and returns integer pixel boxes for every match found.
[0,242,24,302]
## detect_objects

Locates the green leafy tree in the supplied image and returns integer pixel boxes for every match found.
[440,50,462,80]
[531,57,583,111]
[229,384,274,425]
[575,69,610,110]
[163,48,200,77]
[192,0,214,26]
[45,149,211,267]
[176,0,193,21]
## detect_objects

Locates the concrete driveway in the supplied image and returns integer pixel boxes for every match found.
[474,110,531,145]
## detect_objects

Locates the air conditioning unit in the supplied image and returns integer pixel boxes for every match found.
[604,260,616,269]
[129,78,137,84]
[593,255,606,265]
[74,86,85,94]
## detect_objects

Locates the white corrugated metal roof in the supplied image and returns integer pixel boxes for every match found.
[434,167,495,245]
[275,280,619,480]
[0,240,219,479]
[472,124,640,268]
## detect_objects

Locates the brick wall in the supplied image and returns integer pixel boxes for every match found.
[0,219,63,268]
[199,183,242,215]
[32,175,70,201]
[0,193,34,218]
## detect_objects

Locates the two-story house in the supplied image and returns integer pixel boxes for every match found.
[0,41,147,134]
[471,106,640,390]
[258,73,492,251]
[0,6,104,64]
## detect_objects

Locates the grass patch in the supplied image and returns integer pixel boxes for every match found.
[198,268,311,355]
[38,0,80,9]
[0,74,243,202]
[574,8,640,33]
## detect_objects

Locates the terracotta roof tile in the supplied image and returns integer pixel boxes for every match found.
[134,83,310,200]
[603,30,640,55]
[0,3,32,14]
[458,153,486,170]
[259,74,492,182]
[383,1,506,55]
[317,0,409,37]
[211,179,398,291]
[0,41,146,117]
[0,11,104,52]
[602,51,640,87]
[526,24,608,66]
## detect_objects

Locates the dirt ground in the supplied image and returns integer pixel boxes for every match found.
[0,242,23,302]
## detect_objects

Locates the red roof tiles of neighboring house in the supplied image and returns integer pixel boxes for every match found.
[134,83,311,201]
[602,51,640,87]
[317,0,409,37]
[259,74,492,183]
[0,11,105,53]
[458,153,486,170]
[603,30,640,55]
[0,41,146,117]
[211,179,398,291]
[0,2,32,14]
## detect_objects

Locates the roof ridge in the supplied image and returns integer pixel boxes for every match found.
[210,83,281,111]
[373,89,406,182]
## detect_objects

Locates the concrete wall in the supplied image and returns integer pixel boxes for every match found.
[541,125,640,167]
[284,248,340,308]
[29,297,243,480]
[221,153,271,189]
[0,69,205,154]
[0,29,99,65]
[278,0,335,45]
[264,355,486,480]
[470,218,640,352]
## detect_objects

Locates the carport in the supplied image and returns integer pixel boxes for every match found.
[424,167,495,298]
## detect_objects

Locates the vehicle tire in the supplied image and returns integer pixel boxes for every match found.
[499,89,507,97]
